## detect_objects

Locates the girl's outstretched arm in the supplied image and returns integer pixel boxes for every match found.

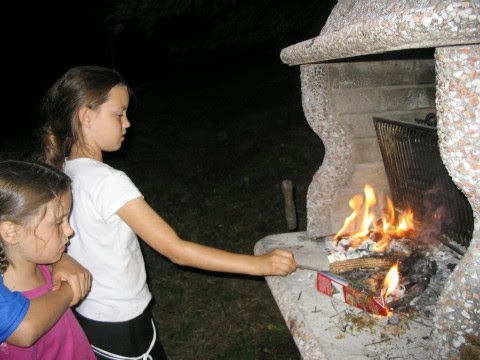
[117,197,297,276]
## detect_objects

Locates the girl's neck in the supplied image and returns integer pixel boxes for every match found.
[69,143,103,162]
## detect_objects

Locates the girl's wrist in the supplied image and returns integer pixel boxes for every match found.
[52,281,74,304]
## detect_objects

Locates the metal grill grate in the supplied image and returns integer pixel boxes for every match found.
[373,117,473,248]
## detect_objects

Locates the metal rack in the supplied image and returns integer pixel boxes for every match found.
[373,116,473,248]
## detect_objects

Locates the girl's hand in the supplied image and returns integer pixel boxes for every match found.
[258,249,297,276]
[51,254,92,306]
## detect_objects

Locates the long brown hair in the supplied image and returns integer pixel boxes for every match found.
[37,66,130,170]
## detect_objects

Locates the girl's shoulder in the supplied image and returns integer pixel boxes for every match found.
[66,158,115,173]
[66,158,124,181]
[65,158,138,194]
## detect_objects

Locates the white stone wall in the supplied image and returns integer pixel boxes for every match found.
[430,44,480,360]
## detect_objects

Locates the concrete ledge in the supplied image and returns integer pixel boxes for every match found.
[255,232,433,360]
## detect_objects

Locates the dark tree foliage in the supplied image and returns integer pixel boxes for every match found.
[104,0,336,58]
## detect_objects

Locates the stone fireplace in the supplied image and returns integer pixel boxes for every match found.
[256,1,478,359]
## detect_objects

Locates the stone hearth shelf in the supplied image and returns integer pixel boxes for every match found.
[254,232,432,360]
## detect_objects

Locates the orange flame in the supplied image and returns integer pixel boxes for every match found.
[334,184,415,252]
[382,262,399,299]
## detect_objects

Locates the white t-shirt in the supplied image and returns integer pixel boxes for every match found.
[65,158,152,322]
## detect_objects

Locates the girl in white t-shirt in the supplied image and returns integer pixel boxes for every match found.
[36,66,297,360]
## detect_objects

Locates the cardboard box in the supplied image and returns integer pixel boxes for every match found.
[316,271,390,316]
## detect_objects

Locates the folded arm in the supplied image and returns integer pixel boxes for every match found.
[6,282,73,347]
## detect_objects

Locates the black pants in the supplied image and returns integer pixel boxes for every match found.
[74,307,168,360]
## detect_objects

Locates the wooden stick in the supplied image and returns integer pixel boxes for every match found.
[281,179,297,231]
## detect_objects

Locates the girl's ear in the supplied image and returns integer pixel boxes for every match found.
[78,106,92,127]
[0,221,19,245]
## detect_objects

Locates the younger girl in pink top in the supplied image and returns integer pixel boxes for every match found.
[0,160,95,360]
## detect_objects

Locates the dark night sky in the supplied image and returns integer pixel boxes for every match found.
[4,0,336,139]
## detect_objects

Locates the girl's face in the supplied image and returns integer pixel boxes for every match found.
[86,85,130,154]
[19,191,73,265]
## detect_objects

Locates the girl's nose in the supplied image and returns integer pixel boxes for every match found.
[64,222,74,239]
[123,116,131,129]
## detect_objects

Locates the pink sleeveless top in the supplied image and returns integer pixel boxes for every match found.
[0,265,95,359]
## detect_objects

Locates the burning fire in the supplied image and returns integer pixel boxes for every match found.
[334,183,415,252]
[382,262,400,299]
[330,184,417,309]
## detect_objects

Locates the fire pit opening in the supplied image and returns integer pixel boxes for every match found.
[323,179,466,319]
